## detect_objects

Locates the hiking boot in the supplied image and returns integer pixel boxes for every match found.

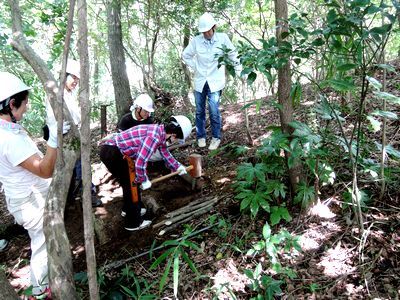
[121,208,146,217]
[208,138,221,150]
[197,138,206,148]
[0,239,8,252]
[91,195,103,208]
[124,220,152,232]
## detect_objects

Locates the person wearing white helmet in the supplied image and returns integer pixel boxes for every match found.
[117,93,155,131]
[98,115,192,231]
[182,12,242,150]
[0,71,71,298]
[44,59,103,208]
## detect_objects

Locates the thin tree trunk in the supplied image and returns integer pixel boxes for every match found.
[274,0,303,193]
[77,0,99,299]
[106,0,131,118]
[0,269,19,299]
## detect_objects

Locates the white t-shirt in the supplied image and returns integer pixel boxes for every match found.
[46,89,81,126]
[0,120,50,198]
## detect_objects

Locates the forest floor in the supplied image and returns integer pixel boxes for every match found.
[1,67,400,299]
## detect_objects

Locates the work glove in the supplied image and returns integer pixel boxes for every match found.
[177,165,187,176]
[47,121,71,148]
[141,180,152,190]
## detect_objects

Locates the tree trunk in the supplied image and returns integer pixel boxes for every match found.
[77,0,100,299]
[106,0,131,119]
[9,0,80,298]
[274,0,303,193]
[0,269,19,299]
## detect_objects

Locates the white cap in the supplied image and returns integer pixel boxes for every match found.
[0,72,31,109]
[66,59,80,78]
[198,13,217,33]
[132,93,155,112]
[171,115,192,140]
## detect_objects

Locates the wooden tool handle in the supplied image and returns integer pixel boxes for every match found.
[151,165,194,184]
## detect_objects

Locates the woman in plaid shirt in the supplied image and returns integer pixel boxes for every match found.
[99,115,192,231]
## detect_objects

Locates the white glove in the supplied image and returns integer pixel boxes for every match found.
[177,165,187,176]
[47,121,71,148]
[141,180,152,190]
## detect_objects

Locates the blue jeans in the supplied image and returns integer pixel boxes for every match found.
[194,82,222,140]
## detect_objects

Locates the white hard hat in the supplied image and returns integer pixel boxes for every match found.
[198,13,217,32]
[0,72,31,110]
[132,93,155,113]
[66,59,80,78]
[171,115,192,140]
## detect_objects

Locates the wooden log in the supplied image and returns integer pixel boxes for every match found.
[158,205,214,236]
[153,199,218,229]
[166,197,217,218]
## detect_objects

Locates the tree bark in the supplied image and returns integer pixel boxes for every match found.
[77,0,100,299]
[0,269,19,299]
[106,0,131,119]
[274,0,303,193]
[8,0,80,298]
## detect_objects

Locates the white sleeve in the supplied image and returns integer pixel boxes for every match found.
[182,39,196,71]
[6,133,39,167]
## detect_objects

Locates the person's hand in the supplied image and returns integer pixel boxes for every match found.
[141,180,152,190]
[47,121,71,148]
[177,165,187,176]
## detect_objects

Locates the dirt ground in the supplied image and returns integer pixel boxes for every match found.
[0,91,399,299]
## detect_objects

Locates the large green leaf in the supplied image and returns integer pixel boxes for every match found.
[322,79,356,92]
[337,63,357,72]
[373,91,400,104]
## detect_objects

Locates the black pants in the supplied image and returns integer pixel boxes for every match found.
[99,145,142,227]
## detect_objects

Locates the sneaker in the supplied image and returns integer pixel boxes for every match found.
[0,239,8,251]
[124,220,152,231]
[198,138,206,148]
[91,195,103,208]
[208,138,221,150]
[121,208,146,217]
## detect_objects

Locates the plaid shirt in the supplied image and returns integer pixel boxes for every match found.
[102,124,180,183]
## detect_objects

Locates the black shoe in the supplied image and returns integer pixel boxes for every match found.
[91,195,103,207]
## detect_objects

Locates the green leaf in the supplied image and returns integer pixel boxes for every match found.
[258,197,271,212]
[366,76,382,90]
[337,63,357,72]
[250,198,260,217]
[240,193,252,211]
[375,64,397,73]
[366,116,381,132]
[247,72,257,85]
[237,163,256,182]
[173,254,179,298]
[262,223,271,240]
[150,248,174,270]
[322,79,355,92]
[270,209,282,226]
[371,110,398,120]
[181,250,198,274]
[369,24,391,35]
[373,91,400,104]
[159,258,172,293]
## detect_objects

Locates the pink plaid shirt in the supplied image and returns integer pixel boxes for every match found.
[102,124,180,183]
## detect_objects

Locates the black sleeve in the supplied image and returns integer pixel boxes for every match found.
[117,113,135,131]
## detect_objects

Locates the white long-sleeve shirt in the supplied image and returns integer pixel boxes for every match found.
[182,32,242,93]
[46,89,81,126]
